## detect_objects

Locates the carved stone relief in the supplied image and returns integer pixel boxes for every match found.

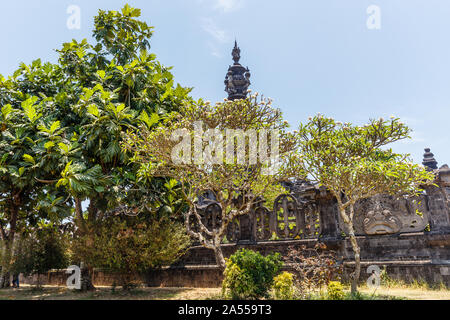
[352,194,429,235]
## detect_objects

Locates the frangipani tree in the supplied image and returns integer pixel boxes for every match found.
[123,95,297,268]
[292,114,435,294]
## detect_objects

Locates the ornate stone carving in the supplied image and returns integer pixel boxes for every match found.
[274,194,301,239]
[224,41,251,101]
[254,206,273,241]
[362,201,402,235]
[352,194,429,235]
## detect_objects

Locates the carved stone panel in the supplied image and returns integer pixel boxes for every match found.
[254,206,274,241]
[274,194,301,239]
[351,195,429,236]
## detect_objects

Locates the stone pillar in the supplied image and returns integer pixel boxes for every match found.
[316,189,341,240]
[237,212,256,244]
[425,165,450,234]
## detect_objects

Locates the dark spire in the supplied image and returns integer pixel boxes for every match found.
[232,40,240,63]
[423,148,438,171]
[224,41,251,100]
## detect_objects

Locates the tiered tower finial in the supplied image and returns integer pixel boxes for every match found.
[224,41,251,100]
[423,148,438,171]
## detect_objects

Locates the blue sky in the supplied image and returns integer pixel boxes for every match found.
[1,0,449,165]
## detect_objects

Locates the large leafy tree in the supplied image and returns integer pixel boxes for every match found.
[1,4,191,289]
[53,4,191,223]
[0,82,72,287]
[292,114,435,294]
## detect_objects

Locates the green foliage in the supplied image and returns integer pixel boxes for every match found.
[0,4,192,280]
[222,260,256,300]
[222,249,283,299]
[123,94,297,268]
[72,214,190,289]
[292,115,436,201]
[11,224,69,280]
[327,281,345,300]
[272,272,295,300]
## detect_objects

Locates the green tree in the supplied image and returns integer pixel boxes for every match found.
[10,223,69,287]
[292,114,435,294]
[72,210,190,290]
[1,4,191,289]
[54,5,191,289]
[0,93,72,287]
[122,95,297,268]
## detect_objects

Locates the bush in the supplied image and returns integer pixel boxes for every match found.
[222,249,283,299]
[327,281,345,300]
[72,215,190,289]
[11,224,70,287]
[285,243,342,295]
[272,272,295,300]
[222,260,256,299]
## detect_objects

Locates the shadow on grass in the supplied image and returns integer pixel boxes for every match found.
[0,286,199,300]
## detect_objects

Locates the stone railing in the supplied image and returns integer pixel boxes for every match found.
[195,163,450,244]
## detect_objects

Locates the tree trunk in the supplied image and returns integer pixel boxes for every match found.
[0,204,18,289]
[74,199,95,291]
[348,228,361,295]
[80,263,95,291]
[0,271,10,289]
[214,246,226,270]
[338,203,361,295]
[74,198,87,234]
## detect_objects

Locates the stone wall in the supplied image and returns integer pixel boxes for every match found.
[20,233,450,288]
[19,150,450,289]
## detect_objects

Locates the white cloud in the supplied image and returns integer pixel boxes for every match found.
[214,0,244,12]
[196,0,244,13]
[201,18,229,43]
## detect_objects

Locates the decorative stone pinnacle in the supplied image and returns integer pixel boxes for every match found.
[232,40,241,64]
[423,148,438,171]
[224,41,251,100]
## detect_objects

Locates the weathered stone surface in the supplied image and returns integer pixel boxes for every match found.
[20,148,450,289]
[20,233,450,288]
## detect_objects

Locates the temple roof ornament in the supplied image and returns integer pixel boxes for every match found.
[423,148,438,171]
[224,41,251,100]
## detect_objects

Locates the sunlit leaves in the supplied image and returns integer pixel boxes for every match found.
[293,114,435,204]
[58,142,70,154]
[22,154,36,165]
[1,104,13,121]
[139,110,159,127]
[21,97,41,123]
[87,104,100,117]
[97,70,106,80]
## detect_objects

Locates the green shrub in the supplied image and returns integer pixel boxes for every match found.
[327,281,345,300]
[222,260,256,300]
[11,224,70,287]
[72,215,191,289]
[273,272,295,300]
[222,249,283,299]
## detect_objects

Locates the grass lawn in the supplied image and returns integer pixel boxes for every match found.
[358,286,450,300]
[0,285,222,300]
[0,285,449,300]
